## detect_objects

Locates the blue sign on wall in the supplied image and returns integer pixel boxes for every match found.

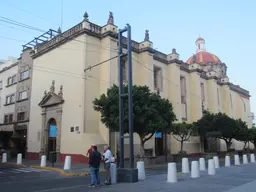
[154,132,162,138]
[49,125,57,138]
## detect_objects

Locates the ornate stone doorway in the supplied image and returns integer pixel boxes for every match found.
[38,81,64,161]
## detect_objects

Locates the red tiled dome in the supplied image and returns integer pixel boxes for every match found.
[186,51,221,65]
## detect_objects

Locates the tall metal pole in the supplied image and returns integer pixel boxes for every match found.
[127,24,134,168]
[118,29,125,169]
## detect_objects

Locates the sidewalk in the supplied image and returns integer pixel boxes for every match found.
[95,163,256,192]
[1,157,227,177]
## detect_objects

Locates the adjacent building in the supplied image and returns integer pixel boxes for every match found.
[0,12,253,162]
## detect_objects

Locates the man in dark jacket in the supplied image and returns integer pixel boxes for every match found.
[88,145,101,188]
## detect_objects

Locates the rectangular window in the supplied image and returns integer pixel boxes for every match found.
[122,59,128,82]
[0,81,2,89]
[200,83,205,102]
[20,70,29,80]
[4,114,13,123]
[217,88,220,106]
[153,66,163,91]
[19,90,28,100]
[180,76,187,104]
[6,94,15,104]
[230,93,233,109]
[7,75,16,86]
[17,112,25,121]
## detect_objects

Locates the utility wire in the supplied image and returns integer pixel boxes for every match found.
[0,36,26,43]
[0,16,45,33]
[2,1,58,25]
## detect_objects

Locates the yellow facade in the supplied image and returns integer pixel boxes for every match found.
[26,12,252,161]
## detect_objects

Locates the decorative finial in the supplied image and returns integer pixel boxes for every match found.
[107,11,114,25]
[83,12,89,21]
[58,85,63,98]
[144,30,149,41]
[58,27,62,34]
[44,90,47,96]
[50,80,55,93]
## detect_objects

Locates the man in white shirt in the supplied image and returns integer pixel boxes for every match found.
[103,145,112,185]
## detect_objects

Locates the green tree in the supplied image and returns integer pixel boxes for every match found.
[234,119,249,150]
[93,84,176,156]
[248,127,256,151]
[211,113,239,150]
[172,122,197,154]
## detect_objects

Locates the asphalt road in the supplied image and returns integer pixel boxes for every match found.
[0,159,235,192]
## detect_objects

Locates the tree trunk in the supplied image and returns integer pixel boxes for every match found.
[139,139,145,158]
[225,140,232,151]
[180,140,184,153]
[243,141,248,150]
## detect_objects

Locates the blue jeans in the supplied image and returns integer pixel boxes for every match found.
[90,167,100,185]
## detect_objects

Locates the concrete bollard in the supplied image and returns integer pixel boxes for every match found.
[208,159,216,175]
[182,158,189,173]
[243,154,248,164]
[191,161,200,178]
[250,154,255,163]
[234,154,240,165]
[213,156,220,168]
[225,155,231,167]
[40,155,47,167]
[137,161,146,180]
[2,153,7,163]
[63,156,71,170]
[199,158,206,171]
[167,162,177,183]
[110,163,117,184]
[17,153,22,164]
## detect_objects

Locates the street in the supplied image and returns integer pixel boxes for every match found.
[0,164,95,192]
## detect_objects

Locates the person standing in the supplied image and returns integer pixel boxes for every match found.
[88,146,101,188]
[103,145,113,185]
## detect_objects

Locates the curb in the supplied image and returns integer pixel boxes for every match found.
[31,165,105,177]
[0,162,27,167]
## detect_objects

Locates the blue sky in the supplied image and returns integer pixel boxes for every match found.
[0,0,255,116]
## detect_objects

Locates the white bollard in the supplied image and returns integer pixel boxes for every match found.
[213,156,220,168]
[225,155,231,167]
[1,153,7,163]
[17,153,22,164]
[250,154,255,163]
[243,154,248,164]
[167,162,177,183]
[63,156,71,170]
[234,154,240,165]
[182,158,189,173]
[191,161,200,178]
[110,163,117,184]
[208,159,216,175]
[137,161,146,180]
[199,158,206,171]
[40,155,47,167]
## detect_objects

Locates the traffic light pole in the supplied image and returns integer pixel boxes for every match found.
[117,24,137,183]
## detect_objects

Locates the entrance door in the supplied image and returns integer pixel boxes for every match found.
[155,132,164,156]
[47,119,57,159]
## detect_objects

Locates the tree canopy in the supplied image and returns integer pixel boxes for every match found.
[172,122,197,153]
[195,111,249,151]
[93,84,176,155]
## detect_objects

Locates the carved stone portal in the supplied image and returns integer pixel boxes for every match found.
[38,81,64,160]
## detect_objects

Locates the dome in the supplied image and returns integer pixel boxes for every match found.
[186,51,221,64]
[186,37,222,65]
